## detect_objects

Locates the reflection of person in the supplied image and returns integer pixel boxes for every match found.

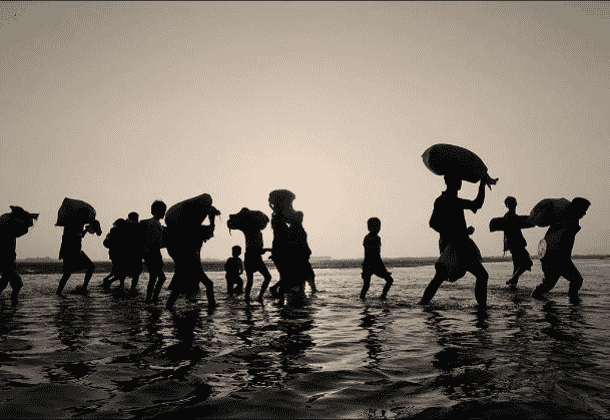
[360,217,393,300]
[225,245,244,297]
[56,209,101,295]
[0,206,38,304]
[503,196,533,288]
[419,174,497,308]
[140,200,167,303]
[532,198,590,301]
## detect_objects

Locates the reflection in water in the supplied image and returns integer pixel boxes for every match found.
[359,307,391,369]
[275,305,316,376]
[426,309,496,400]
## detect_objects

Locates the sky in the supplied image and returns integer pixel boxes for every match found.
[1,1,609,261]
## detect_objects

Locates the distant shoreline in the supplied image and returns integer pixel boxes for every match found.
[15,255,609,275]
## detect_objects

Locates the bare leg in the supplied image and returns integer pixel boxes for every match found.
[468,262,489,308]
[360,273,372,300]
[151,272,166,303]
[419,270,447,305]
[166,290,180,310]
[146,273,158,303]
[257,266,273,301]
[244,272,254,300]
[57,272,71,295]
[380,275,394,300]
[507,267,527,286]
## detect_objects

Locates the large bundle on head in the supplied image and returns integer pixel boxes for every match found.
[528,198,571,227]
[422,144,489,183]
[56,198,96,227]
[227,208,270,232]
[0,206,39,227]
[165,194,213,229]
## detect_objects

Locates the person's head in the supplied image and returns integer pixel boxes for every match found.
[151,200,167,219]
[443,174,462,192]
[268,189,296,214]
[113,218,126,228]
[504,196,517,210]
[568,197,590,220]
[367,217,381,233]
[232,245,242,257]
[128,212,139,223]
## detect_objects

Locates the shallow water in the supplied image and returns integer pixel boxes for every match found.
[1,261,610,418]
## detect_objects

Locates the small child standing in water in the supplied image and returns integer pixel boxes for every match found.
[360,217,394,300]
[225,245,244,297]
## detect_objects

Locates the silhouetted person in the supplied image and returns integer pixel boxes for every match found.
[532,197,590,302]
[101,218,126,287]
[225,245,244,297]
[360,217,394,300]
[419,174,497,308]
[289,211,317,294]
[503,196,533,288]
[165,195,218,310]
[103,212,143,293]
[56,210,101,295]
[0,206,38,305]
[268,190,296,304]
[227,208,273,301]
[140,200,167,303]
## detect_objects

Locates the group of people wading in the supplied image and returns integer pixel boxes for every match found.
[0,180,591,310]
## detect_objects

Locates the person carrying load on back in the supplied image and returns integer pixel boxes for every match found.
[56,209,101,295]
[165,194,219,310]
[532,197,590,302]
[0,206,39,305]
[503,196,533,288]
[419,173,498,308]
[101,218,127,288]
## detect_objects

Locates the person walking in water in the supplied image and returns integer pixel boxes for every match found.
[227,208,273,301]
[419,174,497,308]
[165,194,219,310]
[0,206,38,305]
[503,196,533,288]
[289,211,317,294]
[101,218,126,287]
[140,200,167,303]
[532,197,590,302]
[56,209,101,295]
[360,217,393,300]
[225,245,244,297]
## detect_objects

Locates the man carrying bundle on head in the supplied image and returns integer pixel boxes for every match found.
[227,207,273,301]
[0,206,38,305]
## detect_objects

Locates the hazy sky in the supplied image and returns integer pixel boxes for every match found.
[1,1,609,261]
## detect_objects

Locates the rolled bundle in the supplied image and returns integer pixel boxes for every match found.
[165,194,213,228]
[56,198,96,226]
[528,198,571,227]
[227,208,270,232]
[489,215,534,232]
[422,143,489,183]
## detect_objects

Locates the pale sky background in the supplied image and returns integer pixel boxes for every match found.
[1,1,609,261]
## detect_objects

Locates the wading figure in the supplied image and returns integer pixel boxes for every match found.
[56,209,101,295]
[224,245,244,297]
[140,200,167,303]
[419,174,497,308]
[532,197,590,302]
[101,218,126,288]
[503,196,533,288]
[0,206,38,305]
[102,211,143,293]
[165,194,218,310]
[289,211,316,294]
[227,207,272,301]
[360,217,393,300]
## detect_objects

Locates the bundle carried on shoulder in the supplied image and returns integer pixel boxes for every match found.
[527,198,571,228]
[227,208,270,232]
[56,198,96,227]
[422,143,489,183]
[165,194,213,229]
[0,206,39,227]
[489,215,533,232]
